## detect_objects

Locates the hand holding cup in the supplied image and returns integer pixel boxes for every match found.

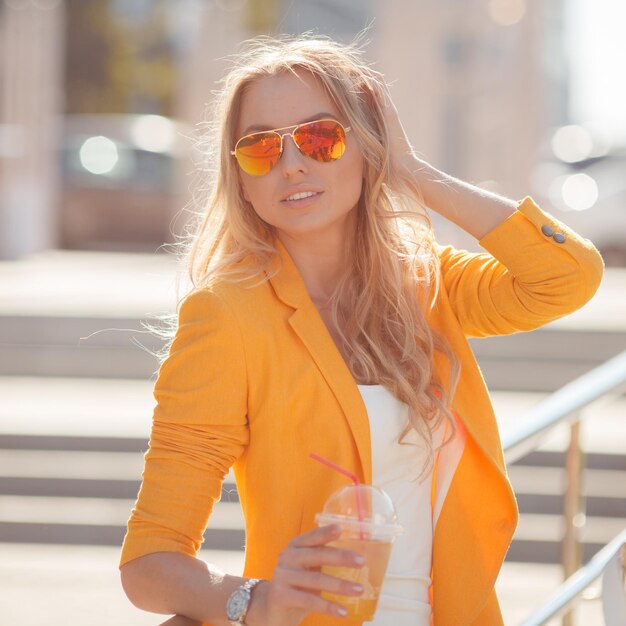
[245,523,367,626]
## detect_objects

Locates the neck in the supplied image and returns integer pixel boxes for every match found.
[277,229,353,303]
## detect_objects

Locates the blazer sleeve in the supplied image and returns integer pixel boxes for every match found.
[120,287,249,566]
[435,196,604,338]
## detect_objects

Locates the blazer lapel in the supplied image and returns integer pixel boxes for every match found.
[268,238,372,484]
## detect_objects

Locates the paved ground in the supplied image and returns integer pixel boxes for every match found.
[0,543,607,626]
[1,248,625,330]
[0,375,624,454]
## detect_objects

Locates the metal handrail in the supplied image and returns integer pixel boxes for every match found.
[518,529,626,626]
[501,349,626,625]
[503,350,626,464]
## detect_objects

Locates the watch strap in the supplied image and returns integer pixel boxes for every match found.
[228,578,263,626]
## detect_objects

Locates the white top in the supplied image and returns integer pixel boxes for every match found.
[357,384,445,626]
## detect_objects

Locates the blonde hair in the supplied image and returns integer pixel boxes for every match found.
[174,32,459,480]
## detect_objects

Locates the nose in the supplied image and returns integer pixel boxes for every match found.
[279,133,308,177]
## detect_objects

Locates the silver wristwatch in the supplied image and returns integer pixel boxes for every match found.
[226,577,263,626]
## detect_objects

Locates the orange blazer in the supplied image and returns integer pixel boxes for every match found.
[121,196,603,625]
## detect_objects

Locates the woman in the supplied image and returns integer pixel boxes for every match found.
[119,34,603,626]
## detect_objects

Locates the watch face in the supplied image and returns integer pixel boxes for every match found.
[226,588,250,621]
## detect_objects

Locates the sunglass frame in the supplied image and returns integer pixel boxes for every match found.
[230,118,352,175]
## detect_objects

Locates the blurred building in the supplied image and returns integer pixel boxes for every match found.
[181,0,565,251]
[374,0,562,249]
[2,0,620,259]
[0,0,65,259]
[178,0,563,196]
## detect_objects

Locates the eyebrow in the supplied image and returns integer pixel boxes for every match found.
[242,112,339,136]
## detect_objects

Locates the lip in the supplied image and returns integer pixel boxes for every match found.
[279,187,324,202]
[281,192,323,208]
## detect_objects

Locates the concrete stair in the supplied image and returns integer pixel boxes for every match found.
[2,313,626,391]
[1,256,625,390]
[2,446,624,562]
[0,251,624,625]
[0,377,624,567]
[0,431,244,551]
[506,452,626,562]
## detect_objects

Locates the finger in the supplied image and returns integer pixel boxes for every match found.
[271,583,349,619]
[280,545,365,571]
[277,567,365,598]
[288,524,342,548]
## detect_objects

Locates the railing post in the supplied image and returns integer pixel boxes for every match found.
[562,414,585,626]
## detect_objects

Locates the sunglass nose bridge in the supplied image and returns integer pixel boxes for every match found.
[278,130,309,167]
[281,130,300,148]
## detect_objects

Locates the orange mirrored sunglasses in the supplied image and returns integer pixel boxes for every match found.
[231,119,352,177]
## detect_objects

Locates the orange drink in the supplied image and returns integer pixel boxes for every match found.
[321,535,393,620]
[315,483,403,622]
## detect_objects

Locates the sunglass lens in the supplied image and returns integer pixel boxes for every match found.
[294,121,346,162]
[235,132,281,176]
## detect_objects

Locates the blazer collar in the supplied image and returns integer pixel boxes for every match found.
[267,238,372,484]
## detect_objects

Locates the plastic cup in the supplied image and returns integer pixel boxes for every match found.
[315,484,403,621]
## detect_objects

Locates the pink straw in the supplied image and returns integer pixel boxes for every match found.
[309,453,366,539]
[309,453,361,485]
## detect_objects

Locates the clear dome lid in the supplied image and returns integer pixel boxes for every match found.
[315,484,403,538]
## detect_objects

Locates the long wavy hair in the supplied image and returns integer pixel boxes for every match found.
[168,33,460,480]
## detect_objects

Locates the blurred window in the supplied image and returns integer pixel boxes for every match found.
[61,134,173,190]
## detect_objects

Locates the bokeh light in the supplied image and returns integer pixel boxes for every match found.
[130,115,177,153]
[488,0,527,26]
[550,172,599,211]
[78,135,119,175]
[562,173,599,211]
[551,125,594,163]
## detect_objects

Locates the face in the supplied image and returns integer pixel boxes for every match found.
[235,70,365,246]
